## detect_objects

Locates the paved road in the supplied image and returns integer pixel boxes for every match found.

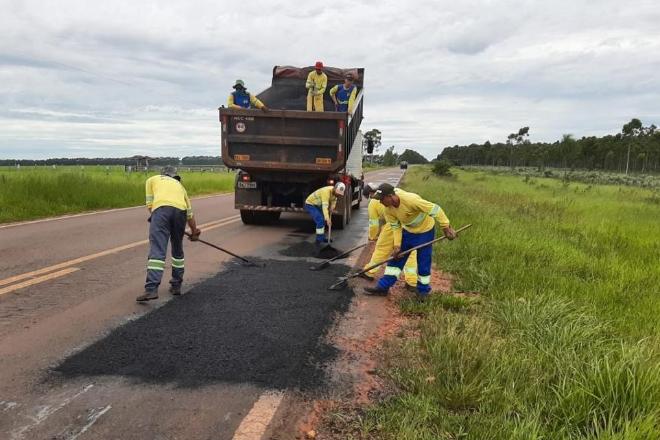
[0,168,404,440]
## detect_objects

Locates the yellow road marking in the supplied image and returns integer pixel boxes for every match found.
[0,215,240,288]
[0,267,80,296]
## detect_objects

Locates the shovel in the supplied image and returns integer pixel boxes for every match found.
[185,231,264,267]
[328,224,472,290]
[310,242,369,271]
[316,221,343,259]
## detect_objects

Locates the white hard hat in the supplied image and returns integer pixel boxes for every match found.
[334,182,346,196]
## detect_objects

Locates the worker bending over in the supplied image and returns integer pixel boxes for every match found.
[361,183,418,291]
[228,79,269,111]
[329,73,358,114]
[137,166,201,302]
[306,61,327,112]
[304,182,346,245]
[364,183,456,301]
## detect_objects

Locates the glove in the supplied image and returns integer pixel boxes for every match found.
[188,228,201,241]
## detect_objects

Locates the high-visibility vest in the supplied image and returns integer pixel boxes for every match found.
[335,85,356,111]
[232,91,251,108]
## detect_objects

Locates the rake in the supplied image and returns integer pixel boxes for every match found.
[185,232,264,267]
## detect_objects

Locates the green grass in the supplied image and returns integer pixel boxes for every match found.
[0,166,235,223]
[352,167,660,439]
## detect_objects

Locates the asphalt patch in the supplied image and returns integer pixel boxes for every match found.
[54,259,353,390]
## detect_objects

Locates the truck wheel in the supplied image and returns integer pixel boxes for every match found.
[240,210,256,225]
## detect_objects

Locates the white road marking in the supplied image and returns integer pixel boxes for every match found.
[231,391,284,440]
[67,405,112,440]
[10,385,94,440]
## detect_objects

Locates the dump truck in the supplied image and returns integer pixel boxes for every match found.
[218,65,366,229]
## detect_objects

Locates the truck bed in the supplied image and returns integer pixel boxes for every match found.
[219,66,364,174]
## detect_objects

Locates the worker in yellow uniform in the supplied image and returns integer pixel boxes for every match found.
[364,183,456,301]
[306,61,327,112]
[227,79,269,111]
[304,182,346,245]
[360,183,418,291]
[137,166,201,302]
[329,73,358,114]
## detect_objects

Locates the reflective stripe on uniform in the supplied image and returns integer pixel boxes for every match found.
[171,258,185,269]
[384,266,402,277]
[404,266,417,275]
[418,274,431,285]
[147,259,165,271]
[146,196,154,202]
[316,227,325,234]
[429,204,440,216]
[390,222,401,230]
[405,212,427,228]
[369,219,380,226]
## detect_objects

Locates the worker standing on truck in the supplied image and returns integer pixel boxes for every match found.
[364,183,456,301]
[304,182,346,245]
[137,166,201,302]
[228,79,269,111]
[306,61,327,112]
[329,73,358,114]
[360,183,418,291]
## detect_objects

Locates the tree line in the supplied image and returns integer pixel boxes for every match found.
[438,119,660,174]
[0,156,223,166]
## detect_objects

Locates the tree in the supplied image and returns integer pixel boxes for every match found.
[363,129,382,155]
[507,127,529,168]
[622,118,642,175]
[382,146,397,166]
[398,149,429,164]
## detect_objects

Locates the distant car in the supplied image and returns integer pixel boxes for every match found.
[400,161,408,170]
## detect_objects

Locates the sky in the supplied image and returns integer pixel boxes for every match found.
[2,0,660,160]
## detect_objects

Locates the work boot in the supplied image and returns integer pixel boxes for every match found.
[136,290,158,302]
[405,284,417,293]
[169,285,182,296]
[364,286,389,297]
[358,272,375,281]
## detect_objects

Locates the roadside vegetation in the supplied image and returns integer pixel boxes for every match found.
[0,166,235,223]
[354,166,660,439]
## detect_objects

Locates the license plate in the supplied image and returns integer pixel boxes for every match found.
[315,157,332,164]
[237,181,257,189]
[234,154,250,161]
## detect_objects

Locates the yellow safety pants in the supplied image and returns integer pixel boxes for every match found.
[364,224,417,287]
[306,93,324,112]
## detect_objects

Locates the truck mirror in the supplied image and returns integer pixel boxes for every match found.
[366,139,374,154]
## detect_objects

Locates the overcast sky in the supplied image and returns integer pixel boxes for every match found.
[2,0,660,159]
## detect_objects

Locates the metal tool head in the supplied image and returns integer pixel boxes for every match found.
[328,277,349,291]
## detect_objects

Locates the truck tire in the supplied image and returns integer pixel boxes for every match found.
[240,210,257,225]
[241,210,281,225]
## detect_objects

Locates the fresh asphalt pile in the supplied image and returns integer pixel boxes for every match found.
[55,259,353,389]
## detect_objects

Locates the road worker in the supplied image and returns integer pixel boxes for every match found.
[304,182,346,245]
[306,61,327,112]
[364,183,456,301]
[228,79,269,111]
[329,73,358,114]
[360,183,418,291]
[137,166,201,302]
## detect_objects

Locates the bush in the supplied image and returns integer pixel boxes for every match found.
[432,160,452,176]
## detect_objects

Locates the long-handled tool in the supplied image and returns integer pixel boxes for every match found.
[309,242,369,271]
[328,224,472,290]
[185,231,264,267]
[317,221,343,259]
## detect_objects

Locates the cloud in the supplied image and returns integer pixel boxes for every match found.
[1,0,660,159]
